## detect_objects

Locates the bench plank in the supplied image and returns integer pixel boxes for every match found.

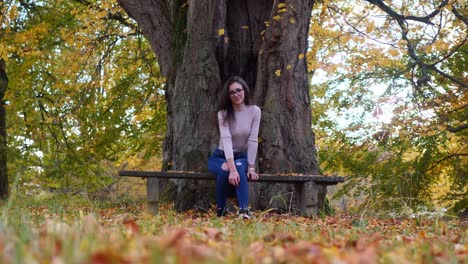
[119,170,344,185]
[119,170,345,216]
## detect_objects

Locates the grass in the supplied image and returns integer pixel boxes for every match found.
[0,192,466,263]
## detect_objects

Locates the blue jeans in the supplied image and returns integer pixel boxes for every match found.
[208,148,249,215]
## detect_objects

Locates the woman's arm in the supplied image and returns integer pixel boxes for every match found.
[218,111,234,161]
[218,111,240,186]
[247,106,261,166]
[247,106,261,180]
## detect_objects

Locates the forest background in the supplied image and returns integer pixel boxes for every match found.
[0,0,466,214]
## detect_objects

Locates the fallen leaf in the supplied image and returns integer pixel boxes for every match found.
[204,228,222,241]
[123,219,139,234]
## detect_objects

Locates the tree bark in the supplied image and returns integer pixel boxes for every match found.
[252,0,319,213]
[119,0,320,214]
[0,59,8,199]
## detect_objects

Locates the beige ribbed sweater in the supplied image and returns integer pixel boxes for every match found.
[218,104,261,165]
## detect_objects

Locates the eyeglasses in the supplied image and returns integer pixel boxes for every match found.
[229,88,244,96]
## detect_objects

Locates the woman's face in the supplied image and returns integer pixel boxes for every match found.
[228,82,245,106]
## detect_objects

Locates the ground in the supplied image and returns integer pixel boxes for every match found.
[1,194,466,263]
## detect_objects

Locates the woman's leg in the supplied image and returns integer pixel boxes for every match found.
[234,157,249,210]
[208,155,230,216]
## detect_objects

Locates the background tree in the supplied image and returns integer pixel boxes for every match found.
[2,0,165,196]
[309,0,467,212]
[0,58,7,199]
[0,0,9,199]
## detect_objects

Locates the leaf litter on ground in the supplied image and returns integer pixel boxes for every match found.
[0,200,466,263]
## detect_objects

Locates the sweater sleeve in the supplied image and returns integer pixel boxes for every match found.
[247,106,261,166]
[218,111,234,160]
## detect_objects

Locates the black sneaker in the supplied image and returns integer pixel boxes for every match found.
[238,209,251,219]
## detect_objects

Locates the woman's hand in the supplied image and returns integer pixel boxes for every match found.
[248,171,259,181]
[228,171,240,186]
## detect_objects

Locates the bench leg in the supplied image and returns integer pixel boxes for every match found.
[147,178,159,214]
[295,183,306,216]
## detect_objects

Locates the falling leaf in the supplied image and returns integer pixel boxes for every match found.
[298,53,304,60]
[277,3,287,8]
[286,64,292,70]
[275,69,281,76]
[366,22,375,33]
[341,34,351,43]
[242,25,249,29]
[218,29,225,36]
[278,8,287,14]
[273,15,281,21]
[389,49,399,56]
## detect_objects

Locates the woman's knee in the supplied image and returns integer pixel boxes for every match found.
[221,162,229,171]
[234,159,248,172]
[208,158,229,174]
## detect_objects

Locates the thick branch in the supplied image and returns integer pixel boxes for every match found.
[118,0,174,76]
[365,0,449,25]
[366,0,467,89]
[452,4,468,26]
[106,12,139,30]
[447,124,468,133]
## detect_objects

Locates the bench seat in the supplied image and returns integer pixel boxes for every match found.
[119,170,345,216]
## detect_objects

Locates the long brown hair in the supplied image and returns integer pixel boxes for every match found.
[218,76,252,125]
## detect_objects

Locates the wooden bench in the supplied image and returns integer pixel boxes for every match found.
[119,170,345,216]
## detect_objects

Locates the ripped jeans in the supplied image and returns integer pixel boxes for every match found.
[208,148,249,216]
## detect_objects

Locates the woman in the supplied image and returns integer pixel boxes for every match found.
[208,76,261,219]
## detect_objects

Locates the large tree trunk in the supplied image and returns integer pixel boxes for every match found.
[119,0,320,214]
[0,59,8,199]
[253,0,320,213]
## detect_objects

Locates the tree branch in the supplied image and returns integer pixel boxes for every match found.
[452,4,468,26]
[365,0,449,25]
[106,11,139,30]
[429,37,466,66]
[366,0,468,90]
[428,63,468,89]
[118,0,174,76]
[425,153,468,173]
[327,4,400,49]
[447,124,468,133]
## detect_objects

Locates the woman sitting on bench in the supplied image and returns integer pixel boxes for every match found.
[208,76,261,219]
